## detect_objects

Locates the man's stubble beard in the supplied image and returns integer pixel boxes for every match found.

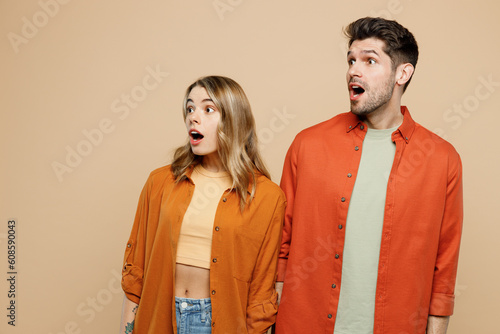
[350,76,396,116]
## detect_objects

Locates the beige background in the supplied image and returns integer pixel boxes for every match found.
[1,0,498,333]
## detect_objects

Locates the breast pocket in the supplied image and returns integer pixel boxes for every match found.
[233,226,265,282]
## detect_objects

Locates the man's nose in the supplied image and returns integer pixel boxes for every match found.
[348,64,362,78]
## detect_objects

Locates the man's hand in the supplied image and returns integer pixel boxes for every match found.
[426,315,450,334]
[275,282,284,305]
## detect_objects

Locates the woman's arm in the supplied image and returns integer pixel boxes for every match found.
[246,196,286,333]
[118,295,139,334]
[119,171,157,333]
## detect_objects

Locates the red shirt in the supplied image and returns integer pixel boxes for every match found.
[276,107,463,334]
[121,165,286,333]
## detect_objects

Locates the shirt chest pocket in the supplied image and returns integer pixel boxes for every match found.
[232,225,265,282]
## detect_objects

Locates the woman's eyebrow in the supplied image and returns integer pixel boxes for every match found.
[186,98,213,103]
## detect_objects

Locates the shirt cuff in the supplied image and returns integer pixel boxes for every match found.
[276,258,287,282]
[429,292,455,316]
[121,264,143,304]
[246,290,278,333]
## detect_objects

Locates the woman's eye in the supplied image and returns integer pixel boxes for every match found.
[206,107,215,113]
[348,59,355,65]
[186,106,194,113]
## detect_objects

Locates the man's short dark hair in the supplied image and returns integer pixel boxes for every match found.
[344,17,419,92]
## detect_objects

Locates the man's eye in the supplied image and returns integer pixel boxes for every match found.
[348,59,355,65]
[368,59,376,65]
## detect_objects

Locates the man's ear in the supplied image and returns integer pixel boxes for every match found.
[396,63,414,87]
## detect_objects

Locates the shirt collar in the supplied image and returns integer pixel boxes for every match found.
[396,106,415,143]
[182,164,196,183]
[345,106,416,144]
[182,164,254,195]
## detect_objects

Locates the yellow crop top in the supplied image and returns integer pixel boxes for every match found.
[176,164,232,269]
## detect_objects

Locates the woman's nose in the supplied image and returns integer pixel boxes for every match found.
[189,109,200,124]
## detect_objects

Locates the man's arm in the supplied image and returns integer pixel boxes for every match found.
[426,315,449,334]
[276,139,299,283]
[119,295,138,334]
[428,151,463,316]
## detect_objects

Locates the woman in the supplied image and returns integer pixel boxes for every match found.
[118,76,286,333]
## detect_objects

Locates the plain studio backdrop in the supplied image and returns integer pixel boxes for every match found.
[1,0,498,333]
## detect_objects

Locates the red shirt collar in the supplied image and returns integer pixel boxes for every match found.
[345,106,416,143]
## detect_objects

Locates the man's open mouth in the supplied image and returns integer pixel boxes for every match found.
[350,83,366,100]
[352,85,365,96]
[352,86,365,96]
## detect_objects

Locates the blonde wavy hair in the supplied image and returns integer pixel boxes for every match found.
[171,76,270,210]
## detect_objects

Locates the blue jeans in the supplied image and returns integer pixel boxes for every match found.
[175,297,212,334]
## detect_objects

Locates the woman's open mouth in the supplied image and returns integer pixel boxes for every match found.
[189,130,204,144]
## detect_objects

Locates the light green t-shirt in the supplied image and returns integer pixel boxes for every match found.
[334,126,397,334]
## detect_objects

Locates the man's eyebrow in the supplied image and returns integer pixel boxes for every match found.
[347,49,380,57]
[363,49,379,56]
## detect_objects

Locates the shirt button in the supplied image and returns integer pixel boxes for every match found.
[347,173,352,178]
[338,225,343,229]
[211,290,216,295]
[354,146,359,151]
[222,198,227,202]
[212,258,217,263]
[332,284,336,288]
[127,243,132,248]
[349,125,352,129]
[341,197,346,202]
[212,322,215,327]
[360,125,365,130]
[328,314,332,319]
[215,226,220,231]
[335,254,340,259]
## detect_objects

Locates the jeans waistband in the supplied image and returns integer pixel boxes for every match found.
[175,297,212,320]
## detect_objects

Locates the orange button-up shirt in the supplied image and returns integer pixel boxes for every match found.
[276,107,463,334]
[121,165,286,333]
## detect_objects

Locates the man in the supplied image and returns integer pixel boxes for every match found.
[275,17,463,334]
